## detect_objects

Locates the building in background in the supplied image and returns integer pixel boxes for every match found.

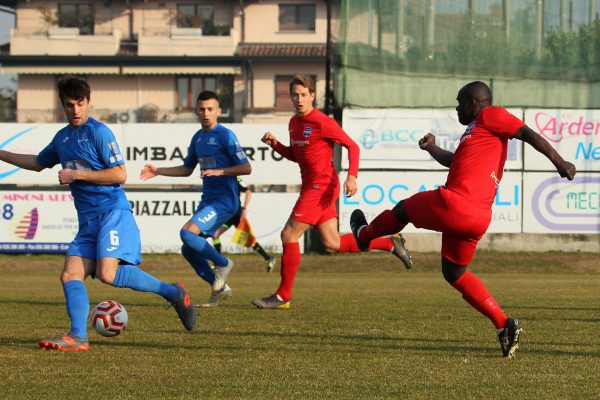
[0,0,336,123]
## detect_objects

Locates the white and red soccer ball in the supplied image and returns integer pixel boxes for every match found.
[91,300,128,337]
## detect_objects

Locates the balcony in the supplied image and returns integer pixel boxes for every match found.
[138,26,238,56]
[9,28,123,56]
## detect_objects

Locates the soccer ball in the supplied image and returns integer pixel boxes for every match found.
[91,300,128,337]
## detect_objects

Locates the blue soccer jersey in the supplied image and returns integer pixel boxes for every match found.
[36,117,131,223]
[182,123,249,211]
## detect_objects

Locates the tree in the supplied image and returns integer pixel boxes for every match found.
[0,76,16,122]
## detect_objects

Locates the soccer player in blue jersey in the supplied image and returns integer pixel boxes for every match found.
[140,90,251,307]
[0,76,196,351]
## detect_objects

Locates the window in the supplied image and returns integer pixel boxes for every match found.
[274,75,317,111]
[275,75,294,111]
[176,76,233,120]
[58,4,94,35]
[279,4,316,31]
[176,4,228,35]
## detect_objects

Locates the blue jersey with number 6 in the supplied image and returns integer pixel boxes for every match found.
[36,117,131,224]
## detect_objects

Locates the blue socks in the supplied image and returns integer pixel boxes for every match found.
[180,229,228,267]
[63,280,89,339]
[181,244,215,284]
[113,265,178,303]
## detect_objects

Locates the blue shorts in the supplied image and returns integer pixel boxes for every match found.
[67,209,142,265]
[191,202,237,237]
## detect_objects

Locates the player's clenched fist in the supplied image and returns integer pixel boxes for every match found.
[557,160,576,181]
[418,133,436,150]
[261,132,278,147]
[58,168,76,185]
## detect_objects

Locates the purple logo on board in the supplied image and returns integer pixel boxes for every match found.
[531,176,600,231]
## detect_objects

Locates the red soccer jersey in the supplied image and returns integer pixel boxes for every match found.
[445,106,525,207]
[273,108,360,189]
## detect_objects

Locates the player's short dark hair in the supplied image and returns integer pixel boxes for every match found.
[289,74,315,94]
[464,81,493,103]
[197,90,219,104]
[57,76,90,104]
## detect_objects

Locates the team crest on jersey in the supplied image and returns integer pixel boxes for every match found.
[209,137,217,145]
[303,127,312,138]
[77,132,90,143]
[465,121,476,134]
[460,121,476,142]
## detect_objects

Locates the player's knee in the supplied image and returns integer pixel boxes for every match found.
[441,257,467,284]
[180,228,198,243]
[280,229,294,243]
[393,200,410,224]
[60,270,79,283]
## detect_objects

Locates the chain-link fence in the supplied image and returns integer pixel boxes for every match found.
[334,0,600,108]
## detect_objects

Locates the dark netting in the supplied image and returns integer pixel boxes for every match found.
[334,0,600,108]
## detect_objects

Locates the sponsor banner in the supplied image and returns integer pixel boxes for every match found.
[0,123,123,185]
[342,108,523,170]
[0,191,77,252]
[524,109,600,172]
[121,123,299,186]
[338,171,522,234]
[129,191,300,253]
[523,172,600,233]
[0,123,296,186]
[0,190,299,254]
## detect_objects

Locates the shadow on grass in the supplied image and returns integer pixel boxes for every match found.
[2,334,598,359]
[0,299,171,308]
[517,305,600,312]
[0,299,64,307]
[2,324,599,358]
[525,316,600,323]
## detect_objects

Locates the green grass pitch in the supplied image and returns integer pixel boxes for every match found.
[0,251,599,399]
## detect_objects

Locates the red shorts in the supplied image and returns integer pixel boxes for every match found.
[404,187,491,266]
[290,181,340,226]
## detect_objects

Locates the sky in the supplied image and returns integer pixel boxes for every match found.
[0,7,16,92]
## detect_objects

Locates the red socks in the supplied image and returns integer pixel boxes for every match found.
[358,209,406,242]
[451,271,507,329]
[338,234,394,253]
[276,242,301,301]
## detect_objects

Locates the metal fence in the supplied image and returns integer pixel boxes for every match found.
[334,0,600,108]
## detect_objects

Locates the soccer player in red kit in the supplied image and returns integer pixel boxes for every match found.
[350,81,576,358]
[252,74,412,309]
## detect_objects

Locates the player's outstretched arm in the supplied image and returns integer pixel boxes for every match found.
[419,133,454,168]
[201,161,252,178]
[514,126,576,180]
[140,164,194,180]
[59,164,127,185]
[0,150,45,172]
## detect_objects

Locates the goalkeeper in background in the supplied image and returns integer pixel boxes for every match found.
[212,177,276,273]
